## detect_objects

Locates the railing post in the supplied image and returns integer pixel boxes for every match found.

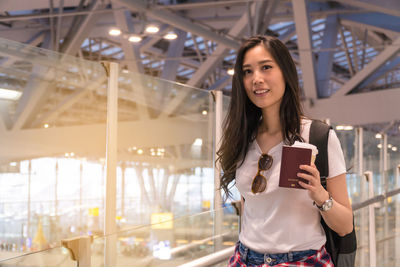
[212,90,223,252]
[364,171,376,267]
[382,134,389,262]
[357,127,367,266]
[102,61,119,267]
[62,236,92,267]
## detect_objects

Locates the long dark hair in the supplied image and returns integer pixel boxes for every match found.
[217,35,304,199]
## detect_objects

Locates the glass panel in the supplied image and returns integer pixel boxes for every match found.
[363,129,382,196]
[352,172,370,267]
[114,69,215,233]
[375,168,399,267]
[354,167,400,267]
[334,126,356,174]
[0,246,75,267]
[92,207,238,267]
[0,37,107,258]
[387,134,400,170]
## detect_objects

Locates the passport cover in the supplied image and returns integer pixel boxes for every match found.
[279,146,312,189]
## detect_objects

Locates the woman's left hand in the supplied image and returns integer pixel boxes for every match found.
[297,163,329,206]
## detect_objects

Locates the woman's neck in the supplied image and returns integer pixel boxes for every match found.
[259,108,281,136]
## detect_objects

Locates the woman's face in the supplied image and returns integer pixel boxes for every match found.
[242,45,286,112]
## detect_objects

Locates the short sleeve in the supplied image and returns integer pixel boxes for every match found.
[327,129,346,178]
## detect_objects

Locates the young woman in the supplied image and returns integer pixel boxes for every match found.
[217,35,353,266]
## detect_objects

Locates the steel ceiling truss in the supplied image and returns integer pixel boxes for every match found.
[0,0,399,137]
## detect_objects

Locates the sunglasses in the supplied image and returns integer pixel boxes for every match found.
[251,153,273,194]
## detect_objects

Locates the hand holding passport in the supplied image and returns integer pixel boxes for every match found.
[279,142,318,189]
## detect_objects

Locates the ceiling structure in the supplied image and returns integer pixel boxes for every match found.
[0,0,399,163]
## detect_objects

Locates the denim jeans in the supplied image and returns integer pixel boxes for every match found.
[238,241,317,266]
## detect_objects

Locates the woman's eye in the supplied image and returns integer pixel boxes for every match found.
[243,69,252,75]
[262,65,272,70]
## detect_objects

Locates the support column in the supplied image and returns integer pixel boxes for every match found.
[103,61,119,267]
[382,134,389,261]
[357,127,367,267]
[365,171,376,267]
[27,160,32,249]
[213,90,223,252]
[80,162,83,231]
[292,0,317,101]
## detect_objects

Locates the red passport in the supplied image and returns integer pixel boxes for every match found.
[279,146,312,189]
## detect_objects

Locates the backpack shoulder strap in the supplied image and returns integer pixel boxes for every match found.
[309,120,332,189]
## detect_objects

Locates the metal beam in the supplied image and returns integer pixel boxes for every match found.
[339,26,355,76]
[258,0,279,35]
[112,1,151,120]
[304,88,400,125]
[115,0,239,50]
[11,67,54,130]
[187,7,249,88]
[207,76,231,91]
[292,0,317,100]
[60,0,104,57]
[30,77,108,127]
[252,0,268,35]
[333,37,400,97]
[316,15,339,98]
[339,13,400,35]
[161,29,186,81]
[333,0,400,18]
[158,6,250,117]
[361,56,400,88]
[112,2,144,73]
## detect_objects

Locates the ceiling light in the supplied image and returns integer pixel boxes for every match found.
[163,32,177,40]
[43,123,49,128]
[137,149,143,155]
[128,35,142,43]
[377,144,382,149]
[109,28,121,36]
[145,25,159,34]
[392,146,398,152]
[227,68,234,76]
[0,88,22,100]
[193,138,203,146]
[202,110,208,115]
[336,125,353,131]
[375,133,382,139]
[388,144,393,148]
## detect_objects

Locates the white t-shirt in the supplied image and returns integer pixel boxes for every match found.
[236,119,346,253]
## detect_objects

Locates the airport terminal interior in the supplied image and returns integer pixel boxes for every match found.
[0,0,399,266]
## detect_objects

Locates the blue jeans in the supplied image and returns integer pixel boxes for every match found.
[238,241,317,266]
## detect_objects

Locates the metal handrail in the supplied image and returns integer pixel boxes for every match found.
[352,187,400,211]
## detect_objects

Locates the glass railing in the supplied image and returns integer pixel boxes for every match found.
[0,36,108,256]
[352,167,400,267]
[115,68,215,226]
[91,206,238,267]
[0,246,75,267]
[372,167,400,267]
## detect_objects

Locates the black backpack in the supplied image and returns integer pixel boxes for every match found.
[309,120,357,267]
